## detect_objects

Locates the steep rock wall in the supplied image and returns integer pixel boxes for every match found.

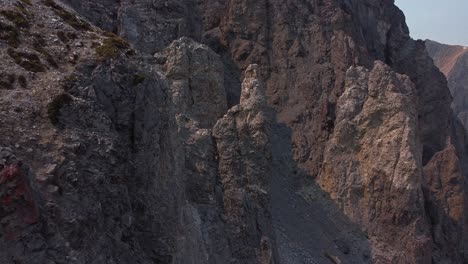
[0,0,467,263]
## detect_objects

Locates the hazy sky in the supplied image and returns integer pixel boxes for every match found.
[395,0,468,46]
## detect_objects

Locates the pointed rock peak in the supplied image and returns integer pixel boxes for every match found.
[244,63,260,79]
[162,37,227,128]
[240,64,266,107]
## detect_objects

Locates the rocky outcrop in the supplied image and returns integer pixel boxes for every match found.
[1,0,468,263]
[213,64,277,264]
[162,37,230,263]
[0,1,279,260]
[425,39,468,263]
[0,148,43,262]
[423,142,468,264]
[119,0,203,54]
[208,1,464,262]
[59,0,119,32]
[319,61,430,262]
[163,37,227,128]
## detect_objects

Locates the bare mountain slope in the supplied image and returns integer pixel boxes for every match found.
[0,0,467,263]
[426,40,468,129]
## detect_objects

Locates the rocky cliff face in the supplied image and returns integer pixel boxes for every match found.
[1,0,467,263]
[319,61,431,263]
[425,39,468,263]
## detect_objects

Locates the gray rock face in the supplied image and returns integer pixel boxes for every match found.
[213,64,276,264]
[60,0,119,32]
[1,0,468,263]
[163,37,227,129]
[163,37,231,263]
[119,0,203,54]
[57,59,182,264]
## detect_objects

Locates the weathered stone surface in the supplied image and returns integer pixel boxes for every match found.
[0,2,276,259]
[318,61,431,263]
[425,39,468,263]
[213,64,276,264]
[164,37,232,264]
[118,0,203,54]
[1,0,467,263]
[163,37,227,129]
[423,142,467,264]
[60,0,119,32]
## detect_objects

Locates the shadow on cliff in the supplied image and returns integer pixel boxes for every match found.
[269,119,372,264]
[452,115,468,262]
[420,114,468,263]
[221,61,374,263]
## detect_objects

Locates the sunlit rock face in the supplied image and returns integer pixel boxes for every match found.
[319,61,431,263]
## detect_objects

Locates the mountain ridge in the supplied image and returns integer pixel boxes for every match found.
[426,39,468,132]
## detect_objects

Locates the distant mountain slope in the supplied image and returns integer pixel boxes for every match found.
[426,40,468,127]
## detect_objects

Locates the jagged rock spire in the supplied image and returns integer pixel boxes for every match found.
[240,64,266,107]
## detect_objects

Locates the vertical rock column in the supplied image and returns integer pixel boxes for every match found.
[213,64,277,264]
[162,37,232,263]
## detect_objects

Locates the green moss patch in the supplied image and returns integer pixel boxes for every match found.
[133,74,145,86]
[32,33,46,46]
[62,75,78,91]
[0,72,15,89]
[57,30,77,43]
[0,8,31,47]
[95,33,130,59]
[0,10,29,28]
[18,75,27,88]
[43,0,91,31]
[47,93,72,125]
[57,30,67,42]
[19,0,32,6]
[15,2,30,16]
[33,35,58,68]
[0,21,20,47]
[35,47,58,68]
[7,48,46,72]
